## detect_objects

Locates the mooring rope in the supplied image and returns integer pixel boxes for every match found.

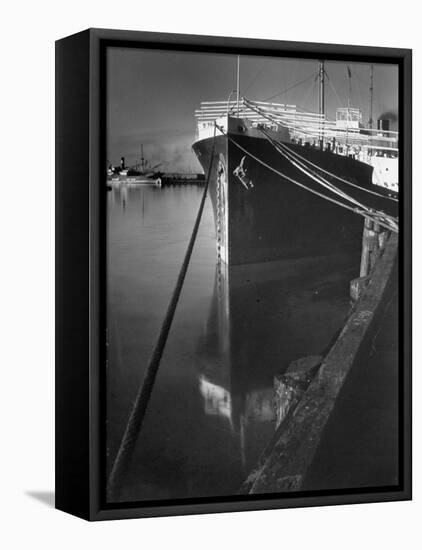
[107,125,217,500]
[243,98,398,203]
[259,126,372,211]
[258,126,398,229]
[273,131,398,203]
[258,126,398,230]
[216,124,397,233]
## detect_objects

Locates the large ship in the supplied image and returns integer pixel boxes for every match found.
[192,62,398,265]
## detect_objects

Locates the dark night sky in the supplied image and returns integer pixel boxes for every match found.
[107,47,398,172]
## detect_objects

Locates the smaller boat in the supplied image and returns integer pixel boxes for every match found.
[108,145,162,184]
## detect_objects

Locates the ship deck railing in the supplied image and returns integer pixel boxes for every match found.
[195,98,398,148]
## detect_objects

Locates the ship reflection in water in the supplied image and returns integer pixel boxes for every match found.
[107,183,358,502]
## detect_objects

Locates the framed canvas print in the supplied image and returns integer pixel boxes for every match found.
[55,28,412,521]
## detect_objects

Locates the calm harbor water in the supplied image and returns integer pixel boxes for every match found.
[106,183,359,503]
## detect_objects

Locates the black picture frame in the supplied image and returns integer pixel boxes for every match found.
[55,28,412,521]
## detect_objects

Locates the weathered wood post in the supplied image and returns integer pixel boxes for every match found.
[351,218,390,302]
[360,217,380,277]
[378,226,390,252]
[274,355,322,429]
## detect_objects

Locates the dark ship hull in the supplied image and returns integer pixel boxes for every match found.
[192,131,397,265]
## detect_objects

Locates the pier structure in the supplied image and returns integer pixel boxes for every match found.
[240,227,398,494]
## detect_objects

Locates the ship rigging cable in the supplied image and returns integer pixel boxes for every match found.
[243,98,398,203]
[325,71,346,107]
[216,124,398,233]
[263,73,317,102]
[107,125,218,500]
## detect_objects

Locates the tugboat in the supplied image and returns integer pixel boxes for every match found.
[192,61,398,265]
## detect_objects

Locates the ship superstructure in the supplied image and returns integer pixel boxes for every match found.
[192,62,398,265]
[195,97,398,191]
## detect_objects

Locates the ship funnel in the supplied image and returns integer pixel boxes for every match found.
[120,156,125,169]
[377,118,390,132]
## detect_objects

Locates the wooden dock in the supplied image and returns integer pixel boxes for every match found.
[240,227,398,494]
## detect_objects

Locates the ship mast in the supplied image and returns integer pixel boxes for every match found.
[346,66,352,150]
[140,144,145,173]
[318,60,325,150]
[369,64,374,130]
[236,55,240,116]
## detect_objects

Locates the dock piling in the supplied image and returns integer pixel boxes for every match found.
[360,217,380,277]
[352,217,390,301]
[274,356,322,429]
